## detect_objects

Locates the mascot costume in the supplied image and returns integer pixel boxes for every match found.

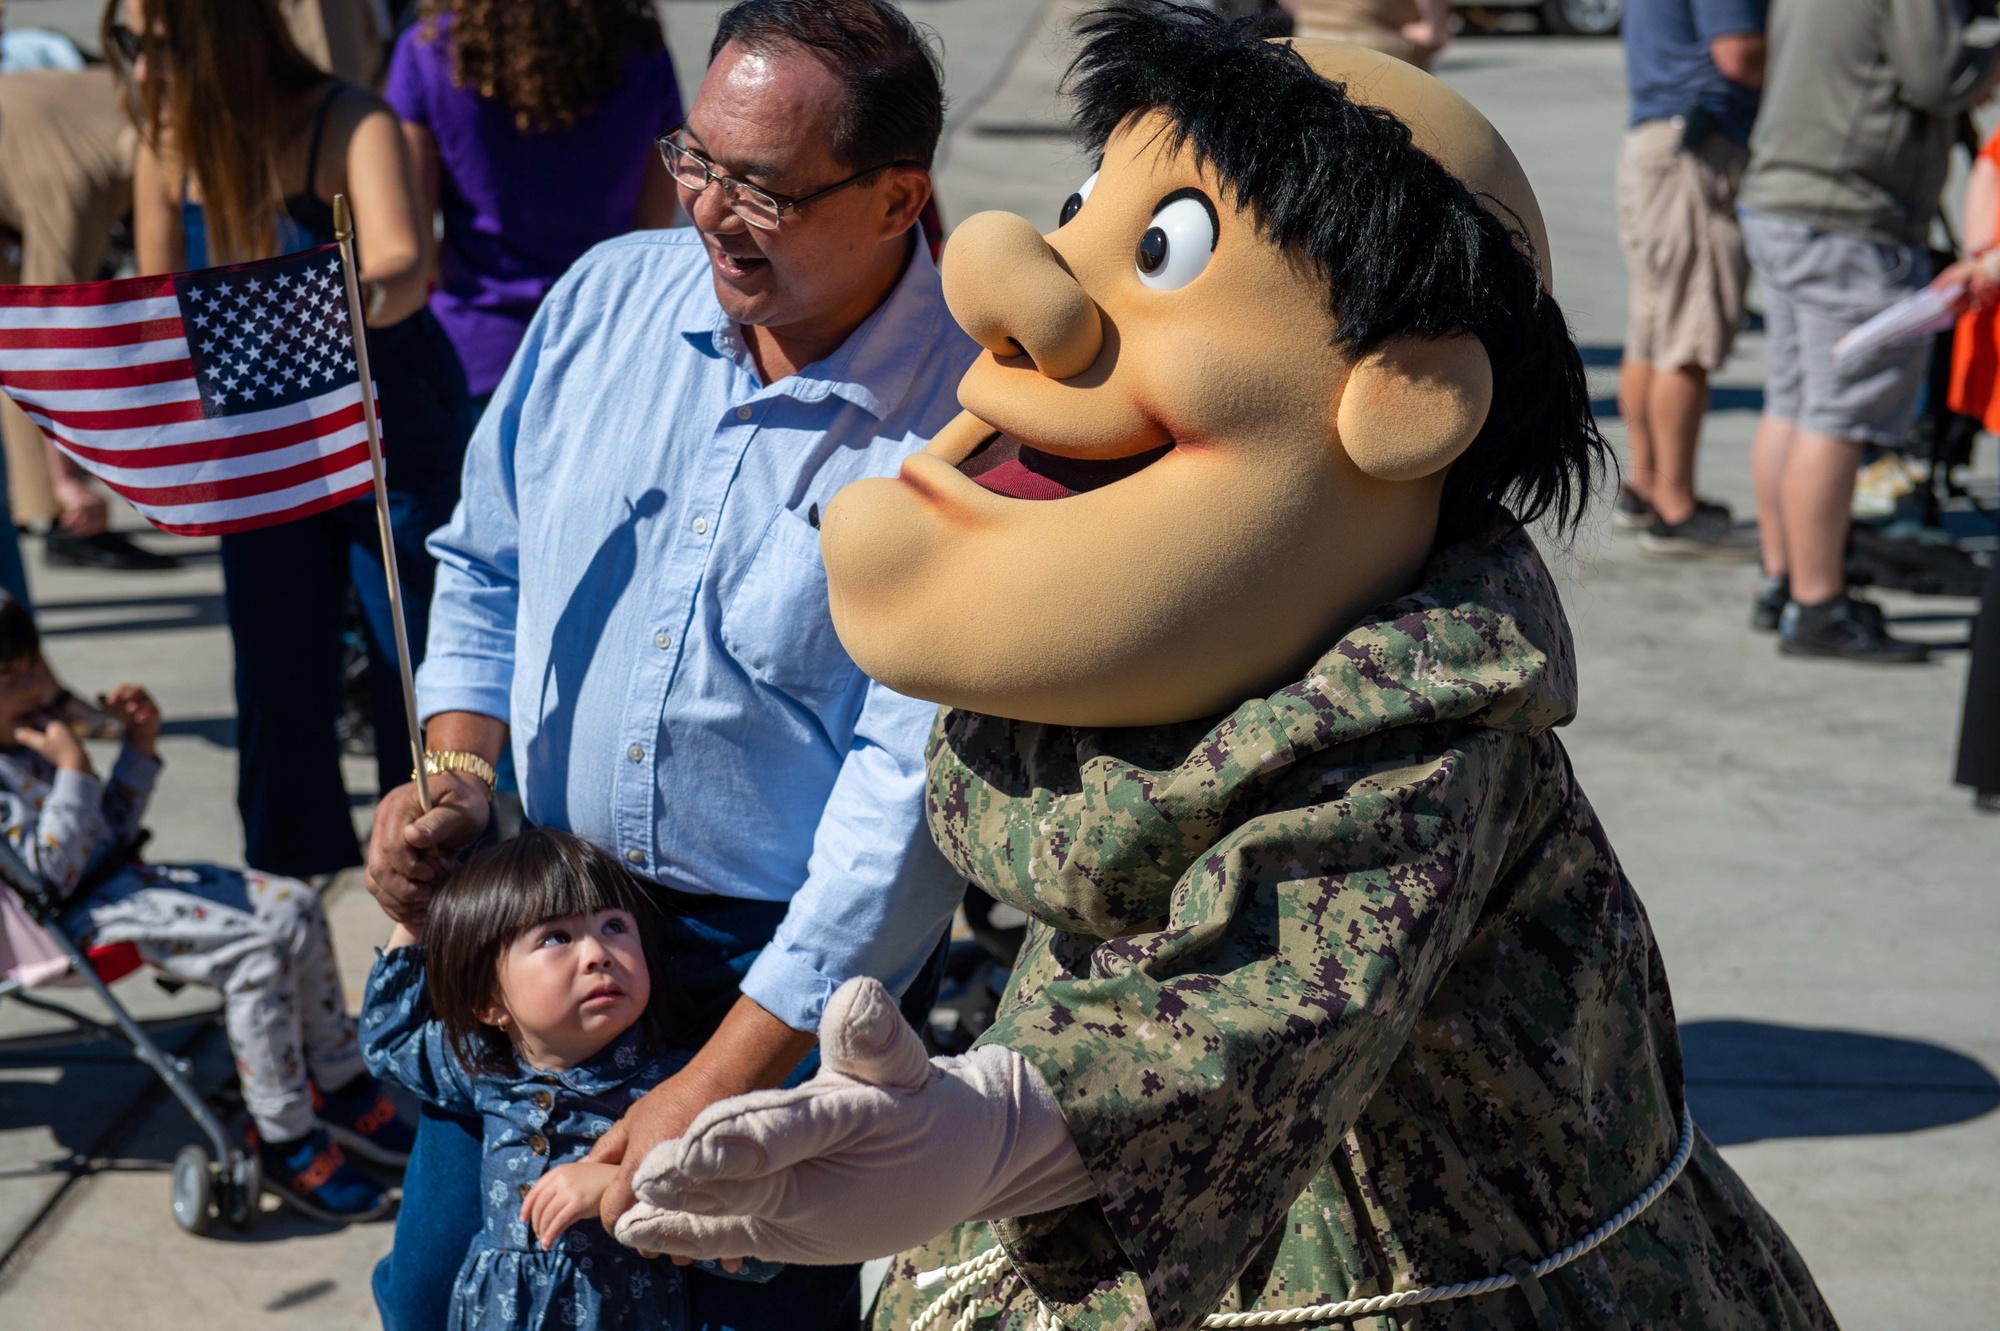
[620,6,1840,1329]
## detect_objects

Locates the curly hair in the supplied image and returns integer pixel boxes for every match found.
[421,0,665,133]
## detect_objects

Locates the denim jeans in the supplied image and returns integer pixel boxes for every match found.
[373,886,954,1331]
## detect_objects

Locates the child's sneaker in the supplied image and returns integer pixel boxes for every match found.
[315,1076,417,1168]
[253,1126,393,1223]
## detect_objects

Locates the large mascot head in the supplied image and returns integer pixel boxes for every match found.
[822,1,1603,726]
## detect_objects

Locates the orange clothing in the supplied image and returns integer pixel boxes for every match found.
[1949,130,2000,430]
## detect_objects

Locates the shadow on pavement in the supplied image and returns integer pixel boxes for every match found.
[1682,1019,2000,1147]
[35,591,227,637]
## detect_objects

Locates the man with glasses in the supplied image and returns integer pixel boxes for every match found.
[361,2,975,1326]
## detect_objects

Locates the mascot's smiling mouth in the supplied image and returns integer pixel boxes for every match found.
[959,431,1174,500]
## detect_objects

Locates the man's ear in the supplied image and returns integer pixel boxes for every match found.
[1334,332,1493,481]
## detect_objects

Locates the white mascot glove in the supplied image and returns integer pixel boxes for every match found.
[615,976,1095,1264]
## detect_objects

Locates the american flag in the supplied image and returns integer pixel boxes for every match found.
[0,244,378,536]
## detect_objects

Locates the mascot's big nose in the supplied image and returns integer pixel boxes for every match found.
[941,211,1102,380]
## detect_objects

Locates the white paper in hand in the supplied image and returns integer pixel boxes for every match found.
[1831,283,1963,369]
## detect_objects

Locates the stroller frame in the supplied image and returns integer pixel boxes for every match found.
[0,836,260,1236]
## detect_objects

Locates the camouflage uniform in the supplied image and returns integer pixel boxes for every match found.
[875,524,1837,1331]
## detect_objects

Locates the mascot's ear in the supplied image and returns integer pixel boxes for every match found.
[1334,332,1493,481]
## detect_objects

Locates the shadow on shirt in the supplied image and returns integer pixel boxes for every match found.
[528,488,668,830]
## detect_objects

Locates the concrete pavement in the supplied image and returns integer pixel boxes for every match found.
[0,5,1993,1329]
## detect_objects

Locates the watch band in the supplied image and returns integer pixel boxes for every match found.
[417,749,497,793]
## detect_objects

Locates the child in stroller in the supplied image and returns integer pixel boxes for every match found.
[0,591,413,1221]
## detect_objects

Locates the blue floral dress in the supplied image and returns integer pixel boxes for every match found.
[361,946,775,1331]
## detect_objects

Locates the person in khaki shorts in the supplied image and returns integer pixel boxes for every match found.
[1290,0,1452,71]
[0,67,182,571]
[1613,0,1764,558]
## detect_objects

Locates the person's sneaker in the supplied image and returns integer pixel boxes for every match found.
[1975,789,2000,814]
[1751,574,1789,631]
[1611,484,1653,532]
[1778,595,1930,664]
[315,1077,416,1168]
[1638,501,1759,560]
[252,1126,393,1223]
[42,529,181,570]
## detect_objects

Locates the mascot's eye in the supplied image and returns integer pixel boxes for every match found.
[1134,191,1217,291]
[1057,170,1099,227]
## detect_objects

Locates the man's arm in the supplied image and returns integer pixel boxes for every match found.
[1710,32,1766,89]
[1884,0,1994,115]
[597,677,959,1226]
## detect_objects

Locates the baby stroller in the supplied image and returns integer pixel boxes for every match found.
[0,832,261,1236]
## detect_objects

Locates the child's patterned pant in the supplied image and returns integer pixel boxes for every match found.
[67,865,365,1140]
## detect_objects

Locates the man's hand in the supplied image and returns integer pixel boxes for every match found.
[15,717,92,775]
[100,685,161,760]
[1935,252,2000,313]
[614,978,1094,1266]
[522,1161,619,1250]
[363,773,491,925]
[594,994,816,1234]
[50,471,107,537]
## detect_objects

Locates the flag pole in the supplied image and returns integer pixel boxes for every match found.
[333,195,431,814]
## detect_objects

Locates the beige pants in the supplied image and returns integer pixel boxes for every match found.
[1615,119,1750,373]
[0,69,135,526]
[1293,0,1433,70]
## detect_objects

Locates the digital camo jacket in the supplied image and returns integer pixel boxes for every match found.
[874,525,1837,1331]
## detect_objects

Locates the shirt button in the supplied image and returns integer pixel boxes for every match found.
[735,404,753,421]
[533,1090,553,1112]
[625,848,644,865]
[529,1134,548,1156]
[654,631,671,650]
[692,516,710,535]
[518,1181,532,1200]
[627,743,644,762]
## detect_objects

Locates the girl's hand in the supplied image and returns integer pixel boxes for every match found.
[100,685,162,759]
[14,718,93,775]
[522,1161,618,1250]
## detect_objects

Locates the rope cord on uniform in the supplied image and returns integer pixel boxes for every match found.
[913,1103,1696,1331]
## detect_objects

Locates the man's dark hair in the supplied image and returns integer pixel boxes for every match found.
[1069,2,1606,536]
[710,0,946,170]
[423,827,670,1077]
[0,592,38,670]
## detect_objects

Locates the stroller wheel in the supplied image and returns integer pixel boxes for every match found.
[171,1144,215,1235]
[222,1150,262,1230]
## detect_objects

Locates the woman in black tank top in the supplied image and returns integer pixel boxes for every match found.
[108,0,474,888]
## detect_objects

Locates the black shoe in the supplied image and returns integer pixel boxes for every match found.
[1638,501,1759,560]
[1751,574,1788,631]
[1611,484,1652,532]
[1778,595,1929,663]
[43,529,180,570]
[1976,790,2000,814]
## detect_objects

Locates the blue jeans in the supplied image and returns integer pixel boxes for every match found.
[0,445,29,610]
[373,887,954,1331]
[220,309,470,877]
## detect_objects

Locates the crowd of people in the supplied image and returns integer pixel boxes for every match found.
[0,0,1988,1327]
[1614,0,1997,807]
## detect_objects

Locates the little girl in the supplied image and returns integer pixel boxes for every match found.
[361,826,775,1331]
[0,593,413,1221]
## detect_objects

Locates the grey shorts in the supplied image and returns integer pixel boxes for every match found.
[1740,211,1931,445]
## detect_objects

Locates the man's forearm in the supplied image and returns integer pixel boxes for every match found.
[424,711,509,767]
[688,994,819,1097]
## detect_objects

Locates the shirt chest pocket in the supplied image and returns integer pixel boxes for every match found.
[720,507,855,708]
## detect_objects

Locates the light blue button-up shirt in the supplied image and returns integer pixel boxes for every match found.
[417,227,979,1032]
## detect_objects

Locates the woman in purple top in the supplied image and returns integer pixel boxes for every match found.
[387,1,682,401]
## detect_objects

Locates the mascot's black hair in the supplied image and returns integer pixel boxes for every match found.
[1067,1,1607,536]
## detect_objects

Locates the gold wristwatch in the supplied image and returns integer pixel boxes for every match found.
[416,749,497,794]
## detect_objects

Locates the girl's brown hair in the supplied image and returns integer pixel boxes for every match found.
[420,0,665,133]
[102,0,330,265]
[423,827,667,1077]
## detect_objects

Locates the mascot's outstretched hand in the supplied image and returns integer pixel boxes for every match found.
[615,977,1094,1264]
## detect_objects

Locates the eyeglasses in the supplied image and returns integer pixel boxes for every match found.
[107,21,144,63]
[657,128,920,231]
